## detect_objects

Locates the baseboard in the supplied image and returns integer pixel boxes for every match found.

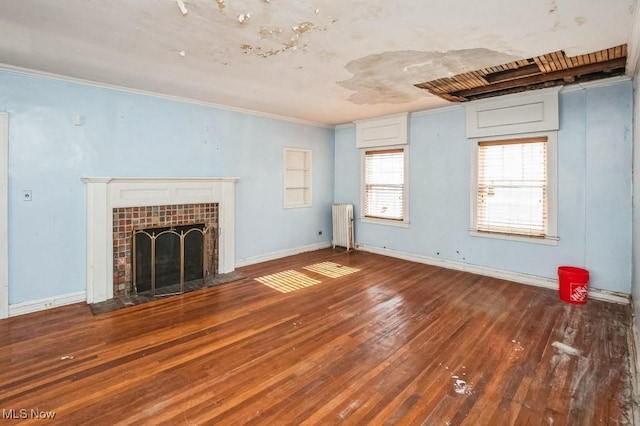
[235,241,332,268]
[358,244,630,305]
[9,291,87,317]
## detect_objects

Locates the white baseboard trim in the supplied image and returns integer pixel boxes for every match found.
[9,291,87,317]
[235,241,332,268]
[358,244,630,305]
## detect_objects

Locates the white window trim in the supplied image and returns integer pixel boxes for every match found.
[469,130,558,245]
[283,147,312,209]
[360,145,410,227]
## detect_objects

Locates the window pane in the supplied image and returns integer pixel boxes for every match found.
[364,149,404,220]
[477,139,547,237]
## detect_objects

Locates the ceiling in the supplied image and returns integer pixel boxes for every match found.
[0,0,637,126]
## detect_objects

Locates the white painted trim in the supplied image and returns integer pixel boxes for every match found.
[83,177,238,303]
[335,105,464,129]
[560,76,631,93]
[410,105,464,117]
[354,112,409,149]
[469,231,559,246]
[0,113,7,319]
[360,217,410,228]
[360,146,410,227]
[283,147,312,209]
[9,291,86,317]
[626,2,640,77]
[81,176,239,184]
[357,244,630,304]
[235,242,332,268]
[465,87,560,138]
[469,130,558,244]
[0,64,332,129]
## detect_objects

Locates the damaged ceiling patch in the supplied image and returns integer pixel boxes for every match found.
[338,49,520,105]
[176,0,188,15]
[416,45,627,102]
[238,13,251,24]
[242,21,327,58]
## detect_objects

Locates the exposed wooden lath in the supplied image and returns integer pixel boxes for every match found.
[415,45,627,102]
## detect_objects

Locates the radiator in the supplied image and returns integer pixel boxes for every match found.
[332,203,355,251]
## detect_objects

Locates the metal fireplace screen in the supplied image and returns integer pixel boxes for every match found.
[132,223,215,296]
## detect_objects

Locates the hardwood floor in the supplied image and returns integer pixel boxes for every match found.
[0,249,634,424]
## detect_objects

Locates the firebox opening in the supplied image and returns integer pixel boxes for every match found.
[133,223,209,295]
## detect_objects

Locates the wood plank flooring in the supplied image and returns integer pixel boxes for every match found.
[0,249,634,424]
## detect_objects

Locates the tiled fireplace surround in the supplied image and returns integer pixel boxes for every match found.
[83,178,237,304]
[112,203,219,296]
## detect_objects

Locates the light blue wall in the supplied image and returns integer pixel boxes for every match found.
[1,70,632,305]
[632,74,640,321]
[335,81,633,293]
[0,71,334,304]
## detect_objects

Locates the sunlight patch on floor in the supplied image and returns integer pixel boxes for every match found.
[303,262,360,278]
[255,270,322,293]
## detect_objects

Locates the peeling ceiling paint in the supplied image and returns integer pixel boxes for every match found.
[242,21,327,57]
[338,49,520,105]
[0,0,635,125]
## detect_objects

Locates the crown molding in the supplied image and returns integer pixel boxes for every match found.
[410,104,464,117]
[559,75,631,93]
[0,63,333,129]
[627,3,640,77]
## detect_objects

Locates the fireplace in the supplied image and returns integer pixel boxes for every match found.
[133,223,209,294]
[83,177,237,303]
[113,203,218,297]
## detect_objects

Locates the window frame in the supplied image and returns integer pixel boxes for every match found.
[360,146,410,227]
[469,131,558,245]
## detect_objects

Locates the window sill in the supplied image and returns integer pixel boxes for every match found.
[361,217,410,228]
[469,230,559,246]
[284,204,312,209]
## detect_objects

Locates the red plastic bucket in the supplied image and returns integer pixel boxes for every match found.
[558,266,589,304]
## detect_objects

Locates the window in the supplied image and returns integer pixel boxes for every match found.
[471,132,557,244]
[362,148,408,225]
[283,148,311,208]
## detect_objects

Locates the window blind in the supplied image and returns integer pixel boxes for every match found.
[364,148,404,221]
[477,136,547,237]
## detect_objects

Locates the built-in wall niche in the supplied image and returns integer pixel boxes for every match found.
[283,147,312,208]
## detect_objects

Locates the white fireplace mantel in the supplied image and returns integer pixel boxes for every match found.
[82,177,238,303]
